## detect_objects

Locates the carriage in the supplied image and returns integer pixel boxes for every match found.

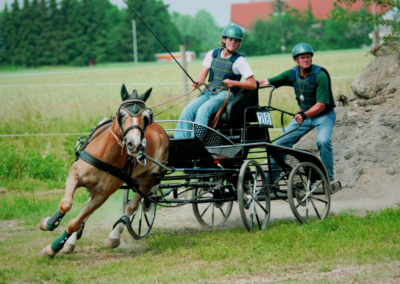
[39,84,342,257]
[120,85,342,239]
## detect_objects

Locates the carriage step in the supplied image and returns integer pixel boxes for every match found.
[330,180,342,194]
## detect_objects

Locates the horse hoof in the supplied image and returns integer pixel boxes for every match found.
[39,245,57,258]
[61,243,75,254]
[39,217,50,231]
[106,238,121,248]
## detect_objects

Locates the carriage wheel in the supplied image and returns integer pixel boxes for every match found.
[123,188,156,239]
[192,179,233,227]
[238,160,271,232]
[287,162,331,224]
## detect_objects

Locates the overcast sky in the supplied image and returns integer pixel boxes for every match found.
[126,0,250,27]
[0,0,249,28]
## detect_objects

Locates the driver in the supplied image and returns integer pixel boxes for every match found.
[175,24,257,138]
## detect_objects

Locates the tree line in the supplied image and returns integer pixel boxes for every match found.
[241,2,373,55]
[0,0,183,66]
[0,0,384,67]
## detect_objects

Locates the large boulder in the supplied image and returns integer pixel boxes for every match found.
[351,41,400,106]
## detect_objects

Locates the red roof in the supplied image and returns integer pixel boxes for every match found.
[231,0,390,30]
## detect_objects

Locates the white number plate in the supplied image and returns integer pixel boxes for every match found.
[256,110,273,127]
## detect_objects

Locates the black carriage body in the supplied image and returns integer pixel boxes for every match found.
[166,136,217,168]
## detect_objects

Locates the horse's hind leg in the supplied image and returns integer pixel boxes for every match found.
[106,192,143,248]
[107,181,155,248]
[40,169,79,231]
[39,193,109,258]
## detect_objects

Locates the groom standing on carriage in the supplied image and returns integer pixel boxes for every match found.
[259,43,337,185]
[175,25,258,138]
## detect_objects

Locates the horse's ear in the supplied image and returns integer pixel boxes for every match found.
[139,88,152,102]
[121,84,130,101]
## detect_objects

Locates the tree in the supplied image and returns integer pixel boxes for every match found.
[0,4,10,65]
[19,0,41,67]
[119,0,182,62]
[172,9,221,56]
[47,0,62,65]
[271,0,290,52]
[244,8,310,55]
[332,0,400,43]
[7,0,23,65]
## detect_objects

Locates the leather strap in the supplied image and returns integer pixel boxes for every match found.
[210,88,231,129]
[79,151,138,188]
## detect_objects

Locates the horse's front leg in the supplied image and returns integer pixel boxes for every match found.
[39,193,109,258]
[40,170,79,231]
[106,192,143,248]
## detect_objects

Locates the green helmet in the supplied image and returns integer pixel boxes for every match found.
[222,25,243,40]
[292,43,314,58]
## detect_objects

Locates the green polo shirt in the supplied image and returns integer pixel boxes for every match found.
[268,66,331,105]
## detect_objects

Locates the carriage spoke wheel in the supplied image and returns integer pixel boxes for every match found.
[192,179,233,227]
[238,160,271,232]
[123,188,157,239]
[287,162,331,224]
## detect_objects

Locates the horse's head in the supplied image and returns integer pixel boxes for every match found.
[117,84,153,156]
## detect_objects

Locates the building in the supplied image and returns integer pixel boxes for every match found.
[154,51,196,63]
[231,0,390,30]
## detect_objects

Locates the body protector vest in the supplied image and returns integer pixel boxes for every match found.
[290,64,336,112]
[208,48,243,91]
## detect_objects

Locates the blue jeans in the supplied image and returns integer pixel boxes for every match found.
[269,110,336,182]
[175,89,232,138]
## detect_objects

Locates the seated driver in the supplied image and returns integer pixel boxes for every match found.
[175,24,257,138]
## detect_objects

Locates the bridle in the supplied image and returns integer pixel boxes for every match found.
[112,98,153,154]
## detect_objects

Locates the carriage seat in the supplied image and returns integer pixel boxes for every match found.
[213,87,259,127]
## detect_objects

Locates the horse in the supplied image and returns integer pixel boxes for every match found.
[39,84,169,258]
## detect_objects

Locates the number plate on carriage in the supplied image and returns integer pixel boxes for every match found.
[256,110,274,127]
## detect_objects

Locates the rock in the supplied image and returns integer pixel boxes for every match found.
[350,42,400,105]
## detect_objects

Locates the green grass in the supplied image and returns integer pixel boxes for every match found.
[0,188,399,283]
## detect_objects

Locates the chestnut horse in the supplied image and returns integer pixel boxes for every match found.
[39,84,169,258]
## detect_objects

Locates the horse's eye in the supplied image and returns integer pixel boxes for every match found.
[119,109,128,120]
[143,111,152,127]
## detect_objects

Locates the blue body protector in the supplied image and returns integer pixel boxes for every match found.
[290,64,336,112]
[208,48,243,90]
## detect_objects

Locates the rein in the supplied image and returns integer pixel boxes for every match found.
[108,126,124,148]
[148,83,226,118]
[148,90,193,108]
